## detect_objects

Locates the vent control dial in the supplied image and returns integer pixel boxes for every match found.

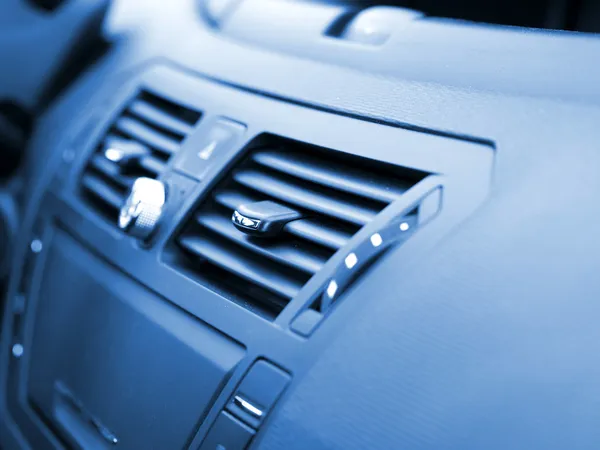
[118,177,167,239]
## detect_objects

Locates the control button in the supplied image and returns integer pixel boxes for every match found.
[200,411,255,450]
[174,118,246,180]
[227,360,290,428]
[290,309,324,337]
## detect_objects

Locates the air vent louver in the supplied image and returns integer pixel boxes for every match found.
[174,135,426,320]
[80,90,201,221]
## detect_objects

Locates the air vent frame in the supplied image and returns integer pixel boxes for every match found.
[168,132,435,321]
[75,85,202,229]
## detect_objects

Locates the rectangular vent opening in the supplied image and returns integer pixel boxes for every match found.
[80,90,201,223]
[171,134,427,320]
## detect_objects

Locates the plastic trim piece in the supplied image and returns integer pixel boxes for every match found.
[319,214,420,312]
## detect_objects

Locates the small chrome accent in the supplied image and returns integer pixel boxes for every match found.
[12,343,24,358]
[232,201,303,236]
[104,147,125,162]
[119,177,167,239]
[94,421,119,445]
[104,138,148,167]
[232,210,261,230]
[233,395,264,418]
[370,233,383,247]
[30,239,43,253]
[345,253,358,269]
[326,280,338,299]
[197,140,217,161]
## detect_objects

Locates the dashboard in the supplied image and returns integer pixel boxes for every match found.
[2,0,600,449]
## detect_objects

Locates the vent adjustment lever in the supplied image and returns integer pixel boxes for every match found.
[103,137,149,170]
[118,177,167,240]
[232,200,304,237]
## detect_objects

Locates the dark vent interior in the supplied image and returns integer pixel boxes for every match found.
[173,135,427,320]
[26,0,66,13]
[318,0,599,32]
[80,90,201,222]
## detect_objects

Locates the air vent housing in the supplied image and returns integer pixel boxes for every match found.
[172,135,427,320]
[80,90,201,222]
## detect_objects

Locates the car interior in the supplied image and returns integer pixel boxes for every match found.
[1,0,600,449]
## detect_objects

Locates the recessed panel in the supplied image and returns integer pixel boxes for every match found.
[27,227,245,449]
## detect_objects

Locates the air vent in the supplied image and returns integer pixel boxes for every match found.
[172,135,427,320]
[80,90,201,222]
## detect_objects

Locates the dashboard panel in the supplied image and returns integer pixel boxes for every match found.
[2,0,600,449]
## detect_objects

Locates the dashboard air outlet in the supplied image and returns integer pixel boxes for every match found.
[173,135,427,320]
[80,90,201,222]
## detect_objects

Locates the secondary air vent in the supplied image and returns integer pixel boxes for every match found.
[173,135,427,320]
[80,90,201,222]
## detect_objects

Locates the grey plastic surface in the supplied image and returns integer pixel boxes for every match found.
[28,227,245,449]
[2,0,600,449]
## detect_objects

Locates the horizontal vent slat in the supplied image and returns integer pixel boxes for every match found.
[285,219,352,251]
[234,169,377,226]
[138,154,167,177]
[138,91,201,125]
[81,174,125,211]
[114,117,180,158]
[253,150,407,203]
[88,155,133,190]
[128,99,195,137]
[213,189,260,211]
[196,213,327,274]
[179,235,303,300]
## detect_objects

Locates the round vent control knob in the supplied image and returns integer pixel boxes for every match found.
[118,177,167,240]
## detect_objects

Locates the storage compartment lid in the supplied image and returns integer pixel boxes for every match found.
[27,228,245,449]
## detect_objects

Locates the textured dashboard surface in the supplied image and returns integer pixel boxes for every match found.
[258,152,600,449]
[3,0,600,449]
